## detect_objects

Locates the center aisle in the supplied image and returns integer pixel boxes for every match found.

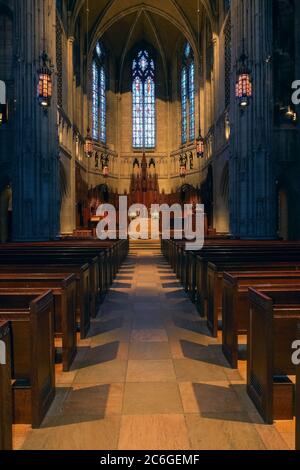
[20,241,289,450]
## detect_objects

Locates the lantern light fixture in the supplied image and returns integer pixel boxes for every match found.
[196,131,204,158]
[85,128,94,158]
[285,105,297,122]
[37,52,52,108]
[235,52,252,109]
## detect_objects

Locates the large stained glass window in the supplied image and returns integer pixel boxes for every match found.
[181,67,188,144]
[92,61,99,140]
[181,42,195,143]
[189,61,195,141]
[92,42,106,143]
[99,66,106,143]
[132,50,156,149]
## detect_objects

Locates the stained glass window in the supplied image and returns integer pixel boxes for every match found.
[96,42,102,59]
[132,50,156,149]
[99,66,106,143]
[92,42,106,143]
[181,42,195,143]
[184,42,191,58]
[92,60,99,140]
[189,61,195,141]
[181,67,188,144]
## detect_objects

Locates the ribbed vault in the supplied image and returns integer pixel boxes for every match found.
[70,0,216,59]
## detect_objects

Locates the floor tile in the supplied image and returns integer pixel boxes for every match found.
[123,382,183,414]
[118,415,190,450]
[126,360,176,382]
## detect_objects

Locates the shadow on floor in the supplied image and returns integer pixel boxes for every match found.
[40,385,111,427]
[115,276,134,281]
[192,383,263,424]
[87,317,124,336]
[173,316,209,334]
[180,340,231,368]
[111,282,132,289]
[162,282,181,289]
[73,342,121,369]
[165,290,187,300]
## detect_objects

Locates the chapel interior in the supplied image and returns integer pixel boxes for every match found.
[0,0,300,452]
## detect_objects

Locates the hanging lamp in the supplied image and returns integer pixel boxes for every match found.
[37,1,52,108]
[85,0,94,158]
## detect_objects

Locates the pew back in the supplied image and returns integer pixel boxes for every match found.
[222,271,300,368]
[248,287,300,423]
[0,291,55,427]
[0,321,12,450]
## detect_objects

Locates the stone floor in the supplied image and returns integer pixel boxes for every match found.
[14,244,295,450]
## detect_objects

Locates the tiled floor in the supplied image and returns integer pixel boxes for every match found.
[15,244,295,450]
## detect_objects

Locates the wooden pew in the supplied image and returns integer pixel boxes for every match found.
[207,258,300,337]
[0,246,107,300]
[296,323,300,451]
[247,287,300,424]
[163,240,300,313]
[0,252,99,320]
[0,291,55,428]
[0,263,90,339]
[196,245,300,313]
[0,273,77,372]
[0,239,129,307]
[222,272,300,368]
[1,239,129,293]
[0,321,12,450]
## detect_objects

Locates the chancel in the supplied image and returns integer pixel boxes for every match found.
[0,0,300,454]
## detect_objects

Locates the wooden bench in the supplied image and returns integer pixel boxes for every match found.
[0,263,90,339]
[207,258,300,337]
[3,239,129,283]
[0,273,77,372]
[163,240,300,312]
[0,321,12,450]
[0,252,99,319]
[0,239,129,306]
[195,244,300,312]
[222,272,300,368]
[247,287,300,424]
[0,290,55,428]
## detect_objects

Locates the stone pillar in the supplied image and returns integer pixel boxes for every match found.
[13,0,60,240]
[60,36,76,235]
[229,0,277,239]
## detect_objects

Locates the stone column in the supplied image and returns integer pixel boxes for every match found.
[13,0,60,240]
[229,0,277,238]
[60,36,76,235]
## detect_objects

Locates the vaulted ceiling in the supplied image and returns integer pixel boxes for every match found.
[70,0,218,64]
